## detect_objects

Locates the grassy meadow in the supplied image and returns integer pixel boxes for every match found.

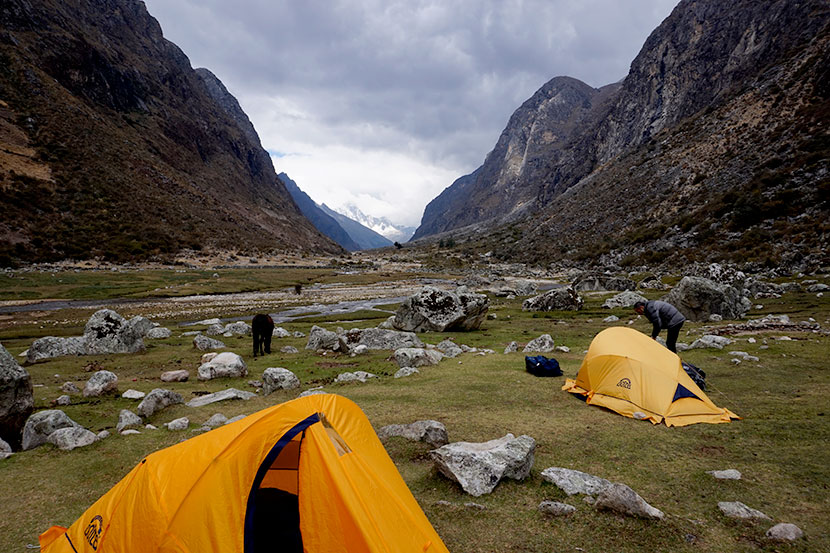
[0,266,828,552]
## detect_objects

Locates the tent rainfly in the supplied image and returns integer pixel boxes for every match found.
[563,327,739,427]
[39,394,449,553]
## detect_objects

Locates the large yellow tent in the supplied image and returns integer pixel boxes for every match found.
[39,394,449,553]
[562,327,739,427]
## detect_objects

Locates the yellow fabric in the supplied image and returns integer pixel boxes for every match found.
[40,394,449,553]
[563,327,739,427]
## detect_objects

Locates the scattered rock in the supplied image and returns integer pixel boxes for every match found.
[121,389,145,400]
[766,523,804,541]
[97,430,110,440]
[26,336,87,363]
[555,345,570,353]
[688,335,733,350]
[305,325,342,351]
[540,467,612,496]
[503,341,518,354]
[339,327,424,351]
[185,388,256,408]
[262,367,301,394]
[204,413,228,427]
[280,346,299,354]
[351,344,369,355]
[377,420,449,447]
[195,318,222,326]
[728,351,759,362]
[394,347,443,368]
[707,469,742,480]
[200,352,218,364]
[394,367,419,378]
[136,389,183,418]
[298,388,327,397]
[83,370,118,397]
[603,315,619,323]
[523,334,556,353]
[165,417,189,431]
[334,371,376,384]
[273,327,291,338]
[602,291,648,309]
[593,482,664,520]
[430,434,536,496]
[538,501,576,516]
[393,286,489,332]
[146,327,172,339]
[573,274,636,292]
[718,501,771,520]
[21,410,81,450]
[120,429,141,435]
[193,334,226,351]
[47,426,97,451]
[160,369,190,382]
[205,323,225,336]
[224,322,252,336]
[56,395,71,406]
[60,382,81,394]
[116,409,142,433]
[663,276,751,321]
[522,287,583,312]
[436,339,463,358]
[197,352,247,380]
[0,342,34,449]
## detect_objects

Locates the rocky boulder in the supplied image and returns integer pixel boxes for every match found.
[540,467,612,496]
[160,370,189,382]
[338,328,424,351]
[522,287,583,312]
[47,426,97,451]
[573,274,636,292]
[116,409,142,433]
[394,348,443,368]
[262,367,301,394]
[593,482,664,520]
[26,336,87,363]
[0,437,11,460]
[305,325,342,351]
[334,371,377,384]
[0,343,34,449]
[22,410,81,450]
[718,501,771,520]
[523,334,556,353]
[436,339,463,358]
[377,420,449,448]
[602,291,648,309]
[766,523,804,541]
[663,276,751,321]
[83,309,147,355]
[186,388,255,408]
[146,327,172,339]
[136,389,183,418]
[430,434,536,496]
[393,286,489,332]
[197,352,247,380]
[83,370,118,397]
[193,335,226,351]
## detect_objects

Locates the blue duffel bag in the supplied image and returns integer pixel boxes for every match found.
[525,355,562,377]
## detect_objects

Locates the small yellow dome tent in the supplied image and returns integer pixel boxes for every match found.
[562,327,739,427]
[39,394,449,553]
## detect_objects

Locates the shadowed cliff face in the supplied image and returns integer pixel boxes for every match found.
[414,0,829,269]
[0,0,341,263]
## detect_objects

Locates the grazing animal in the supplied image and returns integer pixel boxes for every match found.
[252,314,275,357]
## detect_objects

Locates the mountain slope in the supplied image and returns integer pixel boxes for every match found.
[279,173,361,251]
[319,204,393,250]
[0,0,341,264]
[413,0,829,269]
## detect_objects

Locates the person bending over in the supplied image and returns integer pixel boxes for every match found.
[633,300,686,353]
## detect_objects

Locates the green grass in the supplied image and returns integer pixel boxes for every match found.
[1,273,828,552]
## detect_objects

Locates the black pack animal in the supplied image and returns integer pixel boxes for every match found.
[252,314,275,357]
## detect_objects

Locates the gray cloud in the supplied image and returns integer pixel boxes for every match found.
[143,0,679,223]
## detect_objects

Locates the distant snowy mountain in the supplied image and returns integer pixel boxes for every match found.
[335,204,416,243]
[319,205,392,250]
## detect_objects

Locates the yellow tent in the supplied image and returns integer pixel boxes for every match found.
[562,327,739,427]
[39,394,449,553]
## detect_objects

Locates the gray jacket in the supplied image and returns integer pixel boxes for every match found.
[643,300,686,337]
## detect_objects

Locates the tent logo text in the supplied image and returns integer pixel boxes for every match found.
[84,515,103,550]
[617,378,631,389]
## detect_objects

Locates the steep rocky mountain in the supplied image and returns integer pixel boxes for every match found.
[319,204,393,250]
[0,0,341,264]
[414,0,829,269]
[279,173,361,251]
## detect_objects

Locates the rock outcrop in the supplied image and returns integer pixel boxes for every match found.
[0,343,34,449]
[393,287,489,332]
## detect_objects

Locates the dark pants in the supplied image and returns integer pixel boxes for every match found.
[666,322,683,353]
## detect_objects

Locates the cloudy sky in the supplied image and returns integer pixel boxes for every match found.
[142,0,679,229]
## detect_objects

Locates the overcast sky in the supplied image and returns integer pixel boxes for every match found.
[142,0,679,229]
